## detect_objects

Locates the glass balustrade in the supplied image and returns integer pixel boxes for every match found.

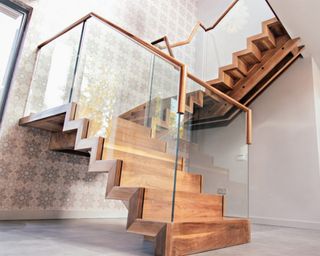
[24,23,83,114]
[24,15,187,222]
[171,76,249,219]
[23,12,251,223]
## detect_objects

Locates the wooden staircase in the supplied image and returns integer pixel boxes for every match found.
[119,90,206,138]
[19,102,250,255]
[17,15,304,256]
[203,18,304,121]
[122,19,304,130]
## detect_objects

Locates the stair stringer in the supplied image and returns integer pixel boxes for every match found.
[19,103,120,173]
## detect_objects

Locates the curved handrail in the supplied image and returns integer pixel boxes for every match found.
[35,12,252,144]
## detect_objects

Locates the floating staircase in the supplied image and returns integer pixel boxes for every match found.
[203,18,304,121]
[19,102,250,255]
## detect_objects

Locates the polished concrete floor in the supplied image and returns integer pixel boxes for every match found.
[0,219,320,256]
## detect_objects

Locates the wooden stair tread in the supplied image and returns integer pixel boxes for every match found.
[142,189,223,223]
[206,78,233,92]
[119,163,201,193]
[113,117,152,137]
[102,142,179,165]
[107,131,167,153]
[248,32,276,52]
[19,106,68,132]
[262,17,286,37]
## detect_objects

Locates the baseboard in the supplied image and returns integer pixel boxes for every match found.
[0,209,128,220]
[251,216,320,230]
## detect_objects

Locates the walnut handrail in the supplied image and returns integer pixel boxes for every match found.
[151,0,239,54]
[152,0,287,57]
[35,12,252,144]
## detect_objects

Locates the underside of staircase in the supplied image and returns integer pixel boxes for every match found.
[19,103,250,255]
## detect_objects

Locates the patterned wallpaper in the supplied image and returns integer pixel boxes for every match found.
[0,0,199,219]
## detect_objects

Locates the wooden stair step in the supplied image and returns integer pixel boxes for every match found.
[110,117,167,152]
[127,217,250,255]
[185,90,204,113]
[262,17,286,37]
[248,32,276,52]
[206,78,233,92]
[119,102,147,120]
[233,49,261,74]
[114,117,152,137]
[108,129,167,153]
[19,111,66,132]
[219,64,246,85]
[103,148,202,193]
[49,124,168,156]
[102,143,180,167]
[170,217,250,255]
[142,189,223,223]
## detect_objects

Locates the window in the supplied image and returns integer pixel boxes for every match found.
[0,0,32,123]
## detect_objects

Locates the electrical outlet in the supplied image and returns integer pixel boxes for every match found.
[217,188,227,195]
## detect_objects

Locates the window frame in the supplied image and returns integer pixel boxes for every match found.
[0,0,32,124]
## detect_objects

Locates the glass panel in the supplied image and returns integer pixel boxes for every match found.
[177,77,249,218]
[73,17,182,222]
[204,0,275,80]
[24,24,83,114]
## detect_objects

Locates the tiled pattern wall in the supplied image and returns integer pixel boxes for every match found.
[0,0,198,218]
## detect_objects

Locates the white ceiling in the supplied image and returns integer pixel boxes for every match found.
[269,0,320,64]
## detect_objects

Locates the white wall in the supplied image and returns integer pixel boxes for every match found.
[249,57,320,230]
[268,0,320,64]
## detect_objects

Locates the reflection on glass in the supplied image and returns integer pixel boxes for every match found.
[25,24,83,114]
[178,77,249,217]
[71,17,183,221]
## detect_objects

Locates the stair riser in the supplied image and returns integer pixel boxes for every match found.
[143,189,223,222]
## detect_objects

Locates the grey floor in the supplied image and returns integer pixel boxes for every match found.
[0,219,320,256]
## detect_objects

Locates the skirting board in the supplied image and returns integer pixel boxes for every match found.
[0,209,128,220]
[251,216,320,231]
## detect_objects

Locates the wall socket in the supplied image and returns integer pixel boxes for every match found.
[217,188,227,195]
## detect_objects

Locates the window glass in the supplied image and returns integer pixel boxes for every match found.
[0,1,27,122]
